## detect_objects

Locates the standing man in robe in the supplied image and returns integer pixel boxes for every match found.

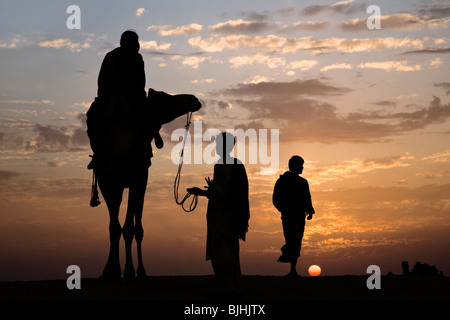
[188,132,250,297]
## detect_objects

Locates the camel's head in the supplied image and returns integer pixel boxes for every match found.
[184,94,202,113]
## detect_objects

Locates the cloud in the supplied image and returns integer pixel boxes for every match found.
[358,60,422,72]
[0,118,33,129]
[417,3,450,19]
[208,18,329,36]
[320,63,352,72]
[370,100,397,108]
[46,161,68,167]
[214,80,450,143]
[301,0,366,16]
[1,33,108,52]
[209,19,273,34]
[0,34,34,49]
[229,53,286,69]
[434,82,450,95]
[22,113,89,153]
[182,56,209,69]
[221,78,351,98]
[357,58,442,72]
[237,10,271,21]
[244,75,272,84]
[191,78,216,84]
[29,124,88,152]
[32,124,71,152]
[422,150,450,163]
[288,60,318,71]
[402,48,450,55]
[285,37,424,55]
[0,170,21,180]
[341,13,450,32]
[135,8,146,17]
[429,57,443,68]
[305,154,414,185]
[147,23,202,36]
[188,35,286,52]
[0,99,54,105]
[189,35,423,54]
[139,40,172,51]
[38,38,91,52]
[347,96,450,131]
[275,8,297,18]
[290,21,330,32]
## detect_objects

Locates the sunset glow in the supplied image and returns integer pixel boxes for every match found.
[308,265,321,277]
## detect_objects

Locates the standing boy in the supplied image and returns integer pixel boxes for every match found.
[272,155,315,277]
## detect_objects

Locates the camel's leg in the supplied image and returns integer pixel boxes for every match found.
[123,168,148,280]
[98,174,124,281]
[135,209,146,278]
[122,214,135,280]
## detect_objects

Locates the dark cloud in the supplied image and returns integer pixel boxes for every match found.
[221,78,351,98]
[217,100,231,109]
[371,100,397,108]
[417,3,450,19]
[344,96,450,134]
[434,82,450,95]
[28,113,89,152]
[292,21,330,31]
[340,13,450,32]
[143,50,205,57]
[402,48,450,55]
[301,1,366,16]
[76,70,91,77]
[278,21,330,33]
[0,118,33,129]
[71,127,89,146]
[213,79,450,143]
[0,170,21,180]
[237,10,271,22]
[275,8,296,18]
[34,124,71,151]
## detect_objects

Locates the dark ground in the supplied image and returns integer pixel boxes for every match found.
[1,275,448,318]
[1,274,448,300]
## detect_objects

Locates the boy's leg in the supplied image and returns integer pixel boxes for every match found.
[282,218,305,277]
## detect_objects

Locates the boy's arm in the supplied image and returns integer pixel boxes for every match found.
[272,179,284,213]
[305,180,315,219]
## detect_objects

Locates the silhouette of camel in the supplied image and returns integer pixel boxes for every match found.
[88,89,201,281]
[86,30,201,281]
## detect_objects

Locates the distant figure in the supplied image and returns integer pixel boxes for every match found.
[188,132,250,296]
[272,155,315,277]
[402,261,410,275]
[86,30,201,281]
[412,261,440,276]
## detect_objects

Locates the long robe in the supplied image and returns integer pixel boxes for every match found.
[206,158,250,265]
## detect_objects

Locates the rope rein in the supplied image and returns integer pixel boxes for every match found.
[174,111,198,212]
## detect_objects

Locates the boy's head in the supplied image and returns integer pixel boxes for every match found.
[288,155,304,174]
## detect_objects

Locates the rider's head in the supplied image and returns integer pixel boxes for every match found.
[120,30,140,52]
